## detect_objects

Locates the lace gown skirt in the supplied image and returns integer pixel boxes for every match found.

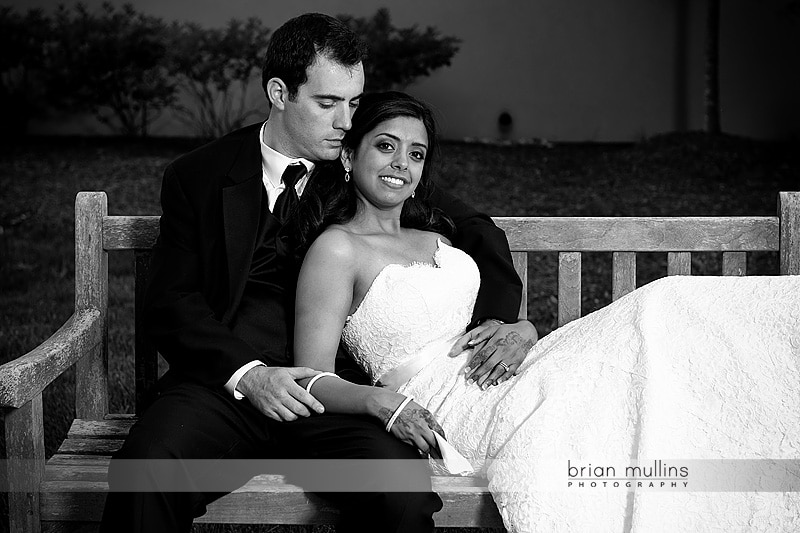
[398,275,800,532]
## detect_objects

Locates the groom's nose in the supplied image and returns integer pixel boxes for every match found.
[332,104,353,131]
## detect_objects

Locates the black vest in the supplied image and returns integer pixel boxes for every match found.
[229,193,297,366]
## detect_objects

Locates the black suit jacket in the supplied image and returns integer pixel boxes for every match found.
[143,123,522,389]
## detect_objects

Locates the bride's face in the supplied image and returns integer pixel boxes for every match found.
[343,116,428,210]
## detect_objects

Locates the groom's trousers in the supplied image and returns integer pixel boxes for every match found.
[100,372,442,533]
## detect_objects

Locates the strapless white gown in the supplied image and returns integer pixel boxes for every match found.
[341,239,800,532]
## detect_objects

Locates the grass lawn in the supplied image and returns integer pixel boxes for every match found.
[0,131,797,532]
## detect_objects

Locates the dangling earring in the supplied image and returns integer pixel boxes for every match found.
[411,190,416,199]
[344,168,351,182]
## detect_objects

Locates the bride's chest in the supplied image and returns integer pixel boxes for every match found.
[346,244,477,333]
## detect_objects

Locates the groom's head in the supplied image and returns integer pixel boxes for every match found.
[262,13,367,101]
[262,13,367,161]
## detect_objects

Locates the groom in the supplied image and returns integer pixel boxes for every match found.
[101,12,533,533]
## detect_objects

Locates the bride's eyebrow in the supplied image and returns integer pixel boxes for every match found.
[374,132,428,150]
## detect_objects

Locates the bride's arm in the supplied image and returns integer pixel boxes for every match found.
[294,230,443,453]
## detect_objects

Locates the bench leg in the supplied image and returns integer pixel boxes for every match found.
[4,394,45,533]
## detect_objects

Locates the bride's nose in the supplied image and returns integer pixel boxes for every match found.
[391,153,408,171]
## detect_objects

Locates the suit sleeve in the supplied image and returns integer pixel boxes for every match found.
[142,164,262,388]
[427,182,523,325]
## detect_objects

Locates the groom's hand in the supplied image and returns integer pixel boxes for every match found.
[449,319,538,389]
[237,366,325,421]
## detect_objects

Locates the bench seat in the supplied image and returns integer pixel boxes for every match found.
[40,416,504,527]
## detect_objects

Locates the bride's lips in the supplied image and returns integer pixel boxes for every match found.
[379,175,408,188]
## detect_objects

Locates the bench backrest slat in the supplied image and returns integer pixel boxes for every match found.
[780,191,800,275]
[104,216,159,250]
[611,251,637,301]
[510,251,528,320]
[557,252,581,326]
[722,251,747,276]
[102,215,782,252]
[667,251,692,276]
[495,216,779,252]
[134,251,158,414]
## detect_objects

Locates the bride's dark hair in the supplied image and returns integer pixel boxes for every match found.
[291,91,456,256]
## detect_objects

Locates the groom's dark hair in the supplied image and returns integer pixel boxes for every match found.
[262,13,368,101]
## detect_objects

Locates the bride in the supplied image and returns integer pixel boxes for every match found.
[290,91,800,532]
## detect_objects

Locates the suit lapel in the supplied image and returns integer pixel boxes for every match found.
[218,125,333,322]
[221,124,264,323]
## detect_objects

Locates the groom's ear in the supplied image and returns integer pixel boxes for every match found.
[266,78,289,110]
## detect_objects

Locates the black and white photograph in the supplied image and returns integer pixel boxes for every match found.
[1,1,799,532]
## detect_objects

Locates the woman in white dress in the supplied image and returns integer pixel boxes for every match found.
[291,92,800,532]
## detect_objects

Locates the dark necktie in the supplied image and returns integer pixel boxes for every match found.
[272,164,305,224]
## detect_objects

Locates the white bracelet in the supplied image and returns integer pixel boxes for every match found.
[305,372,340,394]
[385,396,414,432]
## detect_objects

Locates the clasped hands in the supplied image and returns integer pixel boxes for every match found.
[448,318,539,389]
[239,365,446,458]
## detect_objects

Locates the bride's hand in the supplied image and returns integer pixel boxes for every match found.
[382,398,445,456]
[449,319,538,389]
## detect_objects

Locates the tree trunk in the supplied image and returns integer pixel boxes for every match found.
[141,103,149,138]
[704,0,721,134]
[673,0,689,131]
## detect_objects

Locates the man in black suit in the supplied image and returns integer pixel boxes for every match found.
[101,12,530,533]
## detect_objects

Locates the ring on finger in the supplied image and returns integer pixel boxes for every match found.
[497,361,510,373]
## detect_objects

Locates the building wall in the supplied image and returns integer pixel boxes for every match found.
[12,0,800,141]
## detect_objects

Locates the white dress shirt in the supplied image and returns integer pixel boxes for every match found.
[223,121,315,399]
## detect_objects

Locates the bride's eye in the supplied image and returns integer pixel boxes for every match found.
[377,141,394,151]
[410,150,426,162]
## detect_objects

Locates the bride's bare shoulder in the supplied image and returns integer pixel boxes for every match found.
[304,226,361,266]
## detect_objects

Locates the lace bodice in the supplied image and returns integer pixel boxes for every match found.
[341,239,480,384]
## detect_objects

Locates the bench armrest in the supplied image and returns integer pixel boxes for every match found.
[0,309,102,408]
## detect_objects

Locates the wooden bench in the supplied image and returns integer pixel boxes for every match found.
[2,190,799,532]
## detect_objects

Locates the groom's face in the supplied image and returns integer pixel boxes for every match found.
[281,54,364,162]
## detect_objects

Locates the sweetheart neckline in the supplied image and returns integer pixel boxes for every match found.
[346,238,448,322]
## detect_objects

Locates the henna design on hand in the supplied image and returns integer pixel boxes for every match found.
[468,344,496,368]
[395,406,443,436]
[377,407,394,427]
[496,331,535,353]
[521,338,535,352]
[420,408,445,437]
